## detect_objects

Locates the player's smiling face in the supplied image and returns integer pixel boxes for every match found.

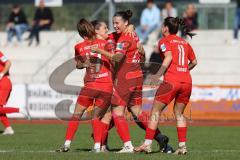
[113,16,128,33]
[96,22,109,40]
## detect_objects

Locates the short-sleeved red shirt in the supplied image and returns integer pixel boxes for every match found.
[108,32,143,80]
[74,38,113,84]
[158,34,196,84]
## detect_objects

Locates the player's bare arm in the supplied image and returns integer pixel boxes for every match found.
[75,58,91,69]
[91,47,124,62]
[137,43,145,55]
[155,51,172,78]
[148,51,172,84]
[188,59,197,70]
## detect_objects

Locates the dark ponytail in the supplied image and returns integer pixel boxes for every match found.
[175,17,196,38]
[163,17,196,39]
[114,9,133,24]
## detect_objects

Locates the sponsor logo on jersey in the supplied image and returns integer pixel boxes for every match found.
[0,56,8,63]
[160,43,166,52]
[116,43,123,50]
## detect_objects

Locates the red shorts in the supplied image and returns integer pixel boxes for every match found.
[111,77,143,107]
[0,76,12,105]
[155,81,192,105]
[77,82,112,109]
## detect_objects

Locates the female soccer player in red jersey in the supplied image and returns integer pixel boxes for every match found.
[0,51,30,135]
[134,17,197,154]
[0,51,15,135]
[56,19,113,153]
[0,51,31,136]
[92,10,173,153]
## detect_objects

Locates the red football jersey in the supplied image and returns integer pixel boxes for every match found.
[158,34,196,83]
[75,38,112,84]
[109,32,143,80]
[0,52,10,76]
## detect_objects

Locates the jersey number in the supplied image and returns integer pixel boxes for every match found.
[178,45,185,66]
[86,52,101,73]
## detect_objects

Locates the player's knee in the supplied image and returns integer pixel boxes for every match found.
[104,112,112,120]
[112,109,124,117]
[174,112,186,122]
[101,113,112,124]
[73,104,86,115]
[130,105,141,116]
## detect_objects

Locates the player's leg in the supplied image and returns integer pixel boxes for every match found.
[56,103,87,152]
[0,106,30,119]
[173,102,188,155]
[173,82,192,155]
[100,110,112,152]
[90,109,113,152]
[112,105,134,153]
[129,78,173,152]
[134,100,167,153]
[56,87,93,152]
[0,107,19,114]
[134,81,176,153]
[129,105,172,153]
[126,78,155,138]
[0,77,14,135]
[128,85,170,150]
[111,88,134,153]
[91,91,112,152]
[91,108,104,152]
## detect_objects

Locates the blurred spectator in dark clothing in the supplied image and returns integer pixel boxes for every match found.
[233,0,240,42]
[161,0,178,19]
[27,0,54,46]
[6,4,28,45]
[183,4,198,32]
[144,43,162,79]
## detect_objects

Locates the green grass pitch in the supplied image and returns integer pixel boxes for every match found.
[0,123,240,160]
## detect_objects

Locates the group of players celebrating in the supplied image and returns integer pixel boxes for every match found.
[54,9,197,155]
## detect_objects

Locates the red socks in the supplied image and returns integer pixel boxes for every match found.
[0,114,10,128]
[92,118,103,143]
[177,127,187,142]
[0,107,19,114]
[145,127,156,140]
[65,115,80,141]
[112,114,131,143]
[137,112,161,138]
[101,122,109,145]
